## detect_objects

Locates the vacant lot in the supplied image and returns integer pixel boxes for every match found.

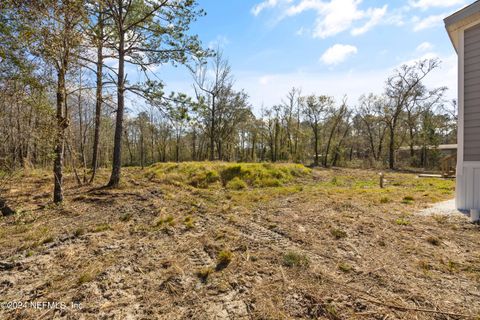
[0,163,478,319]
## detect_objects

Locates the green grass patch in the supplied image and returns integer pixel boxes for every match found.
[147,162,311,190]
[226,177,248,190]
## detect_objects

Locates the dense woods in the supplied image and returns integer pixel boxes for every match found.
[1,1,456,202]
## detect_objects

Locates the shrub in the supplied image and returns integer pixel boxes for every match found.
[282,251,310,268]
[226,177,247,190]
[220,165,243,186]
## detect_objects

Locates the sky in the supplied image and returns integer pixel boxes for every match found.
[142,0,471,113]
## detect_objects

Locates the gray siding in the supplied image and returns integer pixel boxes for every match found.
[464,23,480,161]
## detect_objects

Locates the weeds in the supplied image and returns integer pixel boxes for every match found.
[330,228,347,239]
[156,215,175,227]
[227,177,247,190]
[380,197,390,204]
[283,251,310,268]
[395,217,411,226]
[93,223,111,233]
[338,262,352,273]
[402,196,415,204]
[184,216,194,229]
[74,228,85,237]
[216,250,233,270]
[196,267,214,282]
[120,213,133,222]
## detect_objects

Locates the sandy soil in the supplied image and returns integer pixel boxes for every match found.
[0,167,478,320]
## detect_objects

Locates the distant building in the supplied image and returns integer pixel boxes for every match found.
[445,1,480,210]
[396,144,457,169]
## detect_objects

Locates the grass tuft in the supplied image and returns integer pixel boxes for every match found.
[338,262,352,273]
[395,217,411,226]
[330,228,347,239]
[227,177,248,190]
[282,251,310,268]
[216,250,233,270]
[196,267,214,282]
[93,223,111,233]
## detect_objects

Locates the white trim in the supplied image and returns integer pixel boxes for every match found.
[462,18,480,31]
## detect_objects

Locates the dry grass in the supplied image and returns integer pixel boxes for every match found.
[0,165,478,319]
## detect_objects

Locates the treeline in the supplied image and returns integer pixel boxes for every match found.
[0,1,456,203]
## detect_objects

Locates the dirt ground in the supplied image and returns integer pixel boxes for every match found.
[0,166,479,320]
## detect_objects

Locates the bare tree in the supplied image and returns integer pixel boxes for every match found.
[191,49,233,161]
[302,95,333,166]
[384,58,440,169]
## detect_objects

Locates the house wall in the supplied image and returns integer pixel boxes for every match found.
[464,24,480,161]
[457,20,480,210]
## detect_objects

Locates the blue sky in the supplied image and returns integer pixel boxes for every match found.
[150,0,470,112]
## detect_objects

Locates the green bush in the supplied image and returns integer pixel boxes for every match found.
[226,177,247,190]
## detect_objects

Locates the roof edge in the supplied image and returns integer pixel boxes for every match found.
[444,1,480,27]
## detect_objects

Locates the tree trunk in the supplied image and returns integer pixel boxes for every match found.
[388,125,395,170]
[53,68,66,203]
[314,127,319,166]
[192,127,196,161]
[209,98,215,161]
[108,23,125,187]
[90,10,104,183]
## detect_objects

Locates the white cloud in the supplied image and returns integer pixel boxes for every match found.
[416,41,434,52]
[351,6,388,36]
[252,0,390,38]
[320,44,358,65]
[251,0,292,16]
[412,14,445,31]
[410,0,465,10]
